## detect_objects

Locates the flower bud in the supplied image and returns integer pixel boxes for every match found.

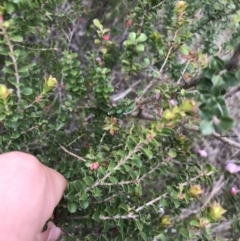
[0,84,12,99]
[188,185,203,197]
[160,215,171,227]
[199,218,210,228]
[198,149,207,157]
[90,162,99,171]
[45,75,58,89]
[208,201,226,221]
[230,187,237,195]
[176,1,187,13]
[226,162,240,174]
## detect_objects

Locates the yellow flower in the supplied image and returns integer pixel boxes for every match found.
[188,185,203,197]
[0,84,12,99]
[208,201,226,221]
[176,1,188,13]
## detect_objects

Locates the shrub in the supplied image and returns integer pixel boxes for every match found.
[1,0,240,240]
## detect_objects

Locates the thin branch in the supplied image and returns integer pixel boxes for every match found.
[110,80,142,103]
[84,142,145,192]
[100,214,139,220]
[177,60,190,84]
[152,0,166,9]
[137,4,148,34]
[1,27,21,104]
[135,171,213,213]
[225,84,240,98]
[212,131,240,149]
[136,46,174,103]
[136,29,179,103]
[100,164,161,186]
[59,145,87,162]
[189,126,240,150]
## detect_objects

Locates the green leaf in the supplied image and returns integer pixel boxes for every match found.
[133,157,142,168]
[18,66,29,73]
[79,199,89,209]
[200,120,214,135]
[135,220,143,231]
[3,66,14,74]
[101,47,107,54]
[138,232,148,241]
[66,191,76,201]
[179,45,190,55]
[129,32,136,42]
[180,227,189,239]
[83,176,94,186]
[11,35,23,42]
[136,44,145,52]
[109,176,118,184]
[21,87,33,96]
[142,148,153,159]
[118,203,129,212]
[92,211,101,222]
[156,233,167,241]
[220,116,234,129]
[93,19,103,30]
[4,2,15,13]
[211,75,223,86]
[92,187,101,198]
[79,190,88,201]
[190,220,199,227]
[136,33,147,43]
[67,201,78,213]
[168,149,177,158]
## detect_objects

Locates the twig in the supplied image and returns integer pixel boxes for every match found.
[59,145,87,162]
[137,5,148,34]
[100,214,139,220]
[212,131,240,149]
[110,80,142,103]
[135,171,213,213]
[177,175,225,221]
[189,126,240,150]
[177,60,190,84]
[100,164,161,186]
[225,84,240,98]
[84,142,144,192]
[1,27,21,104]
[136,29,179,103]
[152,0,166,9]
[136,46,174,103]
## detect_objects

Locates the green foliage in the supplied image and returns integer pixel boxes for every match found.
[1,0,240,240]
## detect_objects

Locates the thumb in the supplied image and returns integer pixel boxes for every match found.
[36,222,63,241]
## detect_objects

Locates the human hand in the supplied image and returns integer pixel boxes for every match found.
[0,151,67,241]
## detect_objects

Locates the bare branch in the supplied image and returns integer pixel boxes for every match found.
[212,131,240,149]
[59,145,87,162]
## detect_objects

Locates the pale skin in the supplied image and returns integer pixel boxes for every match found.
[0,151,67,241]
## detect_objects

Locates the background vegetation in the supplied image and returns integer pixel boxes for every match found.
[1,0,240,240]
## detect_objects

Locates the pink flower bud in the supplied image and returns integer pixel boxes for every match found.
[198,149,207,157]
[230,187,237,195]
[170,99,177,106]
[90,162,99,170]
[226,162,240,174]
[102,35,110,41]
